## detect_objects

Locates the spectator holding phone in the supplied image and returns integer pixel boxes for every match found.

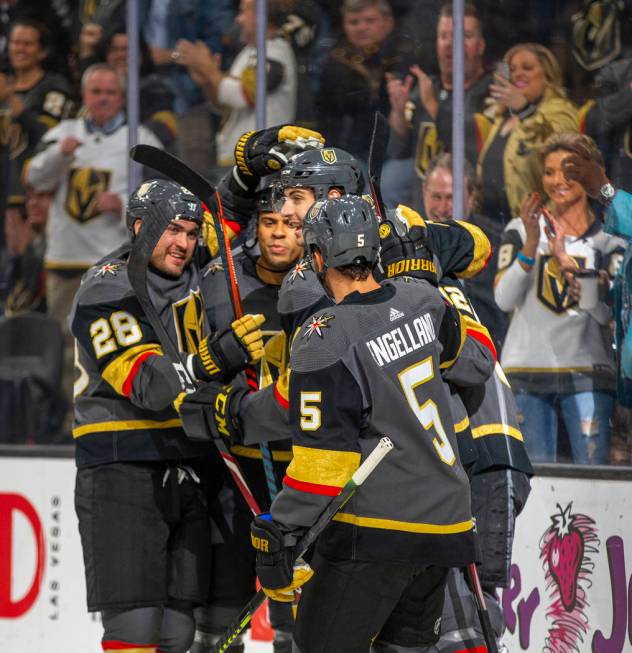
[494,132,625,464]
[477,43,578,226]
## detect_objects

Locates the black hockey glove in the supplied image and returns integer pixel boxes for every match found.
[178,382,247,442]
[192,314,265,383]
[251,515,313,602]
[379,206,438,286]
[233,125,324,189]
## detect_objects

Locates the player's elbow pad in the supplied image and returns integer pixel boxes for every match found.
[128,354,185,411]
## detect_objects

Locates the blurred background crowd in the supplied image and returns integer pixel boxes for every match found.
[0,0,631,467]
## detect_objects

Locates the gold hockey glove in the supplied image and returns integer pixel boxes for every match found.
[234,125,325,187]
[251,515,314,602]
[193,313,265,382]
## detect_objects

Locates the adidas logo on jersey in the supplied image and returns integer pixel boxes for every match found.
[389,307,405,322]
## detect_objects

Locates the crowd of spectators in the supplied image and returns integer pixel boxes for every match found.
[0,0,631,464]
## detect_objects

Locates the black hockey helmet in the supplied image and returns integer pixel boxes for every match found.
[303,195,379,269]
[273,147,365,208]
[126,179,203,239]
[255,173,280,214]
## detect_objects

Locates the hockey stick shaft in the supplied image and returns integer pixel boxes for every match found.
[465,562,499,653]
[368,111,390,222]
[212,437,394,653]
[214,190,278,501]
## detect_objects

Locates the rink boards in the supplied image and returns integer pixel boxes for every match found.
[0,452,630,652]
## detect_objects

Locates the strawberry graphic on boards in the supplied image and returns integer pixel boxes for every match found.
[546,503,584,611]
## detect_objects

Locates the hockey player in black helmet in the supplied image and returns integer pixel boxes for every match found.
[69,178,267,653]
[191,180,303,653]
[249,195,476,653]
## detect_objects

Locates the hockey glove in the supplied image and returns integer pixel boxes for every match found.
[192,314,265,382]
[251,515,314,602]
[233,125,325,189]
[179,381,248,442]
[379,206,438,285]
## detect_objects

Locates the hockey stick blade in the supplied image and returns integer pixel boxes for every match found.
[212,437,394,653]
[130,144,216,206]
[367,112,390,221]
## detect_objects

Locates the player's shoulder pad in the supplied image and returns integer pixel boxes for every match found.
[74,246,135,307]
[289,306,348,373]
[278,259,330,317]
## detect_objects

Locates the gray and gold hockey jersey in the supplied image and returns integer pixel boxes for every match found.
[70,245,212,467]
[440,277,532,476]
[271,280,476,568]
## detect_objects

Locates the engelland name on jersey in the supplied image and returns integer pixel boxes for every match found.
[366,313,437,367]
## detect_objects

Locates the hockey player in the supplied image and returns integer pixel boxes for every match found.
[70,179,266,653]
[250,195,476,652]
[191,186,303,653]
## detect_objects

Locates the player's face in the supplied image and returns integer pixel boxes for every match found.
[82,69,125,126]
[106,34,128,74]
[509,49,546,103]
[9,25,46,72]
[257,211,304,270]
[343,7,392,51]
[149,219,199,277]
[436,16,484,82]
[280,187,317,222]
[237,0,257,45]
[542,150,585,212]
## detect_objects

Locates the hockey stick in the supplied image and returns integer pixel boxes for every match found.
[466,562,499,653]
[367,111,390,222]
[129,144,279,505]
[212,437,394,653]
[126,185,262,517]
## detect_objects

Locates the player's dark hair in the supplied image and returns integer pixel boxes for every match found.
[337,262,373,280]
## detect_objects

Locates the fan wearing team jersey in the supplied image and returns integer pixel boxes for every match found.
[495,132,625,464]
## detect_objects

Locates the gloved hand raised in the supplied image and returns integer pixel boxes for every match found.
[379,205,438,285]
[251,514,314,602]
[234,125,325,188]
[192,313,265,383]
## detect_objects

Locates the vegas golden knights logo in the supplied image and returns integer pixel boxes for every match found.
[572,0,621,71]
[259,331,288,388]
[65,167,112,223]
[321,149,337,164]
[172,289,205,354]
[537,255,586,314]
[415,122,441,178]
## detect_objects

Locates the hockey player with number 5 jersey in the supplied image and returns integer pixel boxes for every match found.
[249,196,476,653]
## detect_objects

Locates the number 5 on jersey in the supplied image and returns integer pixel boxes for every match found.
[398,357,456,466]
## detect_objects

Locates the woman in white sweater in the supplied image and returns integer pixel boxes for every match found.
[494,133,625,464]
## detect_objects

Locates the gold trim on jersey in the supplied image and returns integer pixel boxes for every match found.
[102,343,163,395]
[453,221,491,279]
[471,424,523,441]
[454,416,470,433]
[332,513,474,535]
[73,418,182,439]
[231,445,293,461]
[286,445,360,488]
[504,366,596,374]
